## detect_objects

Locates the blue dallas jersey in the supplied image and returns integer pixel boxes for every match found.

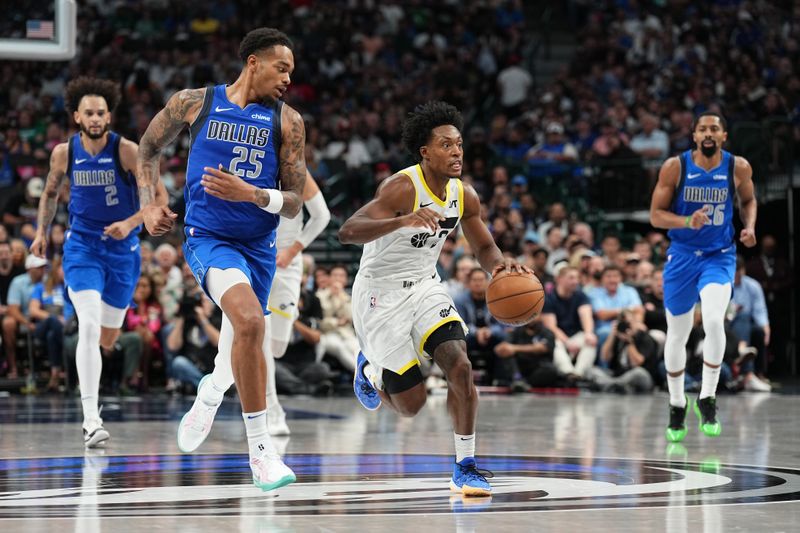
[667,149,736,252]
[184,84,282,241]
[67,131,139,238]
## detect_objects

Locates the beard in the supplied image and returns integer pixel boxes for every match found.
[700,140,717,157]
[80,122,108,140]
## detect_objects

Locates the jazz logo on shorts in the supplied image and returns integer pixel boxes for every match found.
[369,296,377,309]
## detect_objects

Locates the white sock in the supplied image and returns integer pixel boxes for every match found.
[210,313,236,391]
[198,374,227,406]
[700,364,721,399]
[242,410,278,459]
[665,309,694,407]
[667,375,686,408]
[455,433,475,463]
[363,363,384,390]
[698,283,730,400]
[69,289,103,425]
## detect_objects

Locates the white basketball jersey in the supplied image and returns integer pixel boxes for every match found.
[276,208,302,249]
[357,164,464,282]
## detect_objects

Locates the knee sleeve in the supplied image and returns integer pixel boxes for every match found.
[664,309,694,373]
[700,283,731,366]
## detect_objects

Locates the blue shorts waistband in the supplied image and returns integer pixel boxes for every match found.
[668,241,735,257]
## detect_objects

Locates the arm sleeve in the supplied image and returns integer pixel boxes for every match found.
[297,191,331,248]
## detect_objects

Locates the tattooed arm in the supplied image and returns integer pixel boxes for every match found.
[104,138,169,240]
[259,104,306,218]
[30,143,69,257]
[136,88,204,234]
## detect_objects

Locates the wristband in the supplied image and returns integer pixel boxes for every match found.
[260,189,284,214]
[684,215,691,228]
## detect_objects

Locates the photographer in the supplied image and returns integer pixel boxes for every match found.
[585,310,657,394]
[164,290,222,393]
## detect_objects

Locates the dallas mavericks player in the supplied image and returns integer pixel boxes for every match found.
[650,111,757,442]
[339,101,530,497]
[30,77,167,447]
[184,169,329,439]
[136,28,306,491]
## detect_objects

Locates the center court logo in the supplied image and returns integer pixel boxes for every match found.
[0,454,798,518]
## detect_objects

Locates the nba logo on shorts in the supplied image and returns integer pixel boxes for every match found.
[369,296,377,309]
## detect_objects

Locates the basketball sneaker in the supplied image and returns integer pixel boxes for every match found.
[450,458,492,497]
[250,454,296,492]
[353,352,381,411]
[177,375,220,453]
[694,396,722,437]
[83,419,110,448]
[268,408,291,437]
[665,395,690,443]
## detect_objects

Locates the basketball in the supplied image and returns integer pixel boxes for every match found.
[486,270,545,326]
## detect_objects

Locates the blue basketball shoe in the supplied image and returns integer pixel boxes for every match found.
[353,352,381,411]
[450,458,492,497]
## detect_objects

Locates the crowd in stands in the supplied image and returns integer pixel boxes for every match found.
[0,1,796,395]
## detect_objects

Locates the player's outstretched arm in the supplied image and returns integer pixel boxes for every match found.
[338,173,441,245]
[460,184,531,276]
[650,156,708,230]
[30,143,68,257]
[734,156,757,247]
[137,88,204,234]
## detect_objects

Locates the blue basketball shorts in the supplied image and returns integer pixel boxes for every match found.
[183,226,277,315]
[663,245,736,316]
[63,229,141,310]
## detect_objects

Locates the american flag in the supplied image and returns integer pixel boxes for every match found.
[26,20,54,40]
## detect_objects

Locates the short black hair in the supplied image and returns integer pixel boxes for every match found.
[469,267,487,280]
[64,77,121,113]
[239,28,294,62]
[401,101,464,162]
[692,111,727,132]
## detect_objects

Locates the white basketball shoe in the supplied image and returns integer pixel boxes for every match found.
[250,454,296,491]
[177,376,220,453]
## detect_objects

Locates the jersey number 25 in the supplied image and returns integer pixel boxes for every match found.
[230,146,265,179]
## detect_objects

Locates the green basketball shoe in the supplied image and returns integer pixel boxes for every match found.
[694,396,722,437]
[665,395,690,443]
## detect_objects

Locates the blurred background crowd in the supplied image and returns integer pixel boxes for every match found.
[0,0,796,396]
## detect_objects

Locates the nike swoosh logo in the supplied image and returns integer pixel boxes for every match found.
[130,243,140,252]
[246,413,265,419]
[215,106,234,112]
[420,202,433,208]
[75,159,87,164]
[687,173,701,179]
[269,240,276,248]
[459,437,474,441]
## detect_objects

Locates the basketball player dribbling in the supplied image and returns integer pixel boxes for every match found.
[650,111,757,442]
[137,28,306,491]
[339,101,530,497]
[31,77,168,448]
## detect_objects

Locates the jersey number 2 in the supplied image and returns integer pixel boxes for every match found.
[701,203,725,226]
[105,185,119,206]
[230,146,265,179]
